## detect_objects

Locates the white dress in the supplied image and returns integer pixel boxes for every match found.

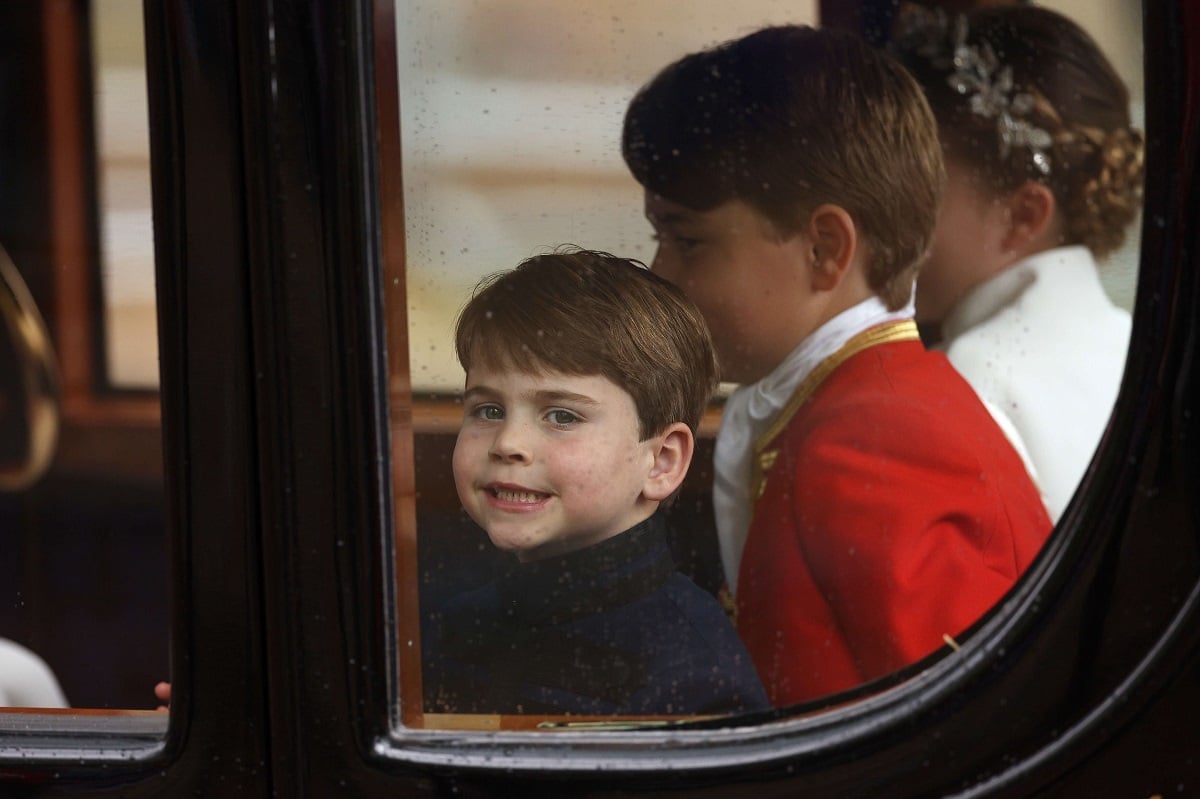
[937,245,1132,522]
[0,638,68,707]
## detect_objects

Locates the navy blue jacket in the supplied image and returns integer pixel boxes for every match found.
[423,514,769,716]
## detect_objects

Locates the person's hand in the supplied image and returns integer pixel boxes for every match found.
[154,681,171,712]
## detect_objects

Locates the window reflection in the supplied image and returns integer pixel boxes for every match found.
[385,0,1143,728]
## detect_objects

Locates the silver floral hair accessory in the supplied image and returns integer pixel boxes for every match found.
[895,8,1053,175]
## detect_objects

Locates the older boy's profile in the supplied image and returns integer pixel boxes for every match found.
[623,25,1053,705]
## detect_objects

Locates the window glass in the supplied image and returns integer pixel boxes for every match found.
[385,0,1142,731]
[95,0,157,390]
[1043,0,1143,311]
[398,1,816,393]
[0,0,167,719]
[390,1,818,730]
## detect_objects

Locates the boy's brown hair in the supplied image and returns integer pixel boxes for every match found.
[622,25,944,310]
[455,247,719,439]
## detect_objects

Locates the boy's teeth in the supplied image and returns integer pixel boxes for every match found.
[496,488,542,503]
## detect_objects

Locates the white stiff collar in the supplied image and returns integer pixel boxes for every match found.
[713,295,915,595]
[941,246,1094,344]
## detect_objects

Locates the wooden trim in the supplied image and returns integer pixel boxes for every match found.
[374,0,426,729]
[0,707,160,717]
[418,713,716,732]
[43,0,95,404]
[55,398,163,480]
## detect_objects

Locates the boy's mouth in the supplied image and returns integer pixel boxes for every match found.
[489,485,550,504]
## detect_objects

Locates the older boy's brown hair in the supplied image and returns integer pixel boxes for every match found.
[455,247,719,439]
[622,25,944,310]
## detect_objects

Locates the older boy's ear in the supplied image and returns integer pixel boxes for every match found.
[1002,181,1058,253]
[642,422,694,502]
[807,204,858,292]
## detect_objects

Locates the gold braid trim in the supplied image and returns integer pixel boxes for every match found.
[750,320,920,502]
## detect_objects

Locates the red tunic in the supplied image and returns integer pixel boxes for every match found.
[735,330,1052,706]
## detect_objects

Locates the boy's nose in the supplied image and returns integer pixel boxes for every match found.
[488,422,532,463]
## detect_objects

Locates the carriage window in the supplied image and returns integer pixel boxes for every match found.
[0,0,167,723]
[385,0,817,730]
[383,0,1142,731]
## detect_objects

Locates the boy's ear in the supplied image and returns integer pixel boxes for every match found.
[806,204,858,292]
[642,422,694,502]
[1001,181,1058,253]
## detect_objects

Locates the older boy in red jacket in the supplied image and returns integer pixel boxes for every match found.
[622,25,1053,705]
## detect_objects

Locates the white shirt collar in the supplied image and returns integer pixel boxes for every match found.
[712,294,916,594]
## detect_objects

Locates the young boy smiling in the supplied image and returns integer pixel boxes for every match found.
[423,248,768,717]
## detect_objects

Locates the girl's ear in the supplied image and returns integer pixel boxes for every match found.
[1001,181,1059,254]
[642,422,694,502]
[806,204,859,293]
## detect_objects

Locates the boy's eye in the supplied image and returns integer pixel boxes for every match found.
[470,404,504,421]
[545,409,580,426]
[651,230,702,253]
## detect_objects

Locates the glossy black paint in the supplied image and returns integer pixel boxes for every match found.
[0,0,1196,796]
[141,0,273,793]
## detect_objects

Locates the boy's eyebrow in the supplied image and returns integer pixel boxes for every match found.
[533,389,601,406]
[646,209,693,226]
